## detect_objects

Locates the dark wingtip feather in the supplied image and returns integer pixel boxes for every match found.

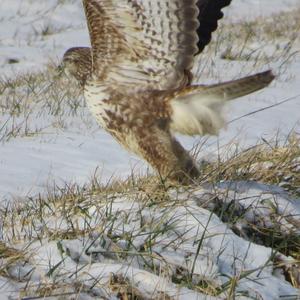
[196,0,232,54]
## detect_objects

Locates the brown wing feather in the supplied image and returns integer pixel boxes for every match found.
[82,0,199,90]
[82,0,133,77]
[66,1,233,87]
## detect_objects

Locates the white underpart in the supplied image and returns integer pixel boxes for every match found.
[84,83,111,128]
[170,94,226,136]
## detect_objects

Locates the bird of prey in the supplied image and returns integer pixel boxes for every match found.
[61,0,274,184]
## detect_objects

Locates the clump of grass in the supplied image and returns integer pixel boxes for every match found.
[192,135,300,262]
[109,273,151,300]
[218,7,300,62]
[200,135,300,195]
[0,63,88,142]
[0,64,84,117]
[0,241,26,278]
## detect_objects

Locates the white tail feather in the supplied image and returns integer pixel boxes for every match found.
[170,95,226,136]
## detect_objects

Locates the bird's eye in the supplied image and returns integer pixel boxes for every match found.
[56,63,65,76]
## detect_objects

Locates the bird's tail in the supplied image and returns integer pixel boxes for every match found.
[170,70,275,136]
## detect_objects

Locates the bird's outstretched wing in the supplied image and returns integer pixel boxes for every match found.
[82,0,199,90]
[196,0,232,53]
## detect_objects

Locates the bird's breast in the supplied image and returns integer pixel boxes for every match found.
[83,82,113,128]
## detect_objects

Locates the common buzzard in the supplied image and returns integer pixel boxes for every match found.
[61,0,274,184]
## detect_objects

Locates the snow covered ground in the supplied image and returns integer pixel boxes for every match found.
[0,0,300,200]
[1,179,300,299]
[0,1,300,299]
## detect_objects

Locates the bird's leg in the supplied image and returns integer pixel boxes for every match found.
[136,127,200,185]
[167,137,200,184]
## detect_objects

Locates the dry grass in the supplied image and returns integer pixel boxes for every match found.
[0,64,89,142]
[0,242,27,278]
[200,135,300,195]
[216,8,300,64]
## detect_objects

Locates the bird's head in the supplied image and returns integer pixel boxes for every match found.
[58,47,92,87]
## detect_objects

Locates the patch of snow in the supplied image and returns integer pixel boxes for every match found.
[1,191,299,299]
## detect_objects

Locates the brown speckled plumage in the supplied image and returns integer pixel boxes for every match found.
[61,0,275,184]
